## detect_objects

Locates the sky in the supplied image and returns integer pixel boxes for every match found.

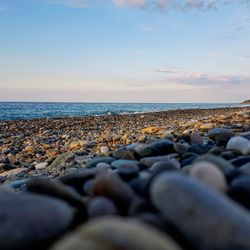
[0,0,250,103]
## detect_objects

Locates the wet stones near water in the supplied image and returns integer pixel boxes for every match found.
[0,193,74,250]
[51,217,182,250]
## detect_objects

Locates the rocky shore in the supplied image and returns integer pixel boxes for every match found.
[0,106,250,249]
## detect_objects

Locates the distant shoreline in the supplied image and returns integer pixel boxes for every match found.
[0,103,249,121]
[1,106,249,123]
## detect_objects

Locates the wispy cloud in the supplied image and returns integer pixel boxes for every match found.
[46,0,250,11]
[154,68,250,86]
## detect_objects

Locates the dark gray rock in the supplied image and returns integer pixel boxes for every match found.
[140,154,178,168]
[0,193,74,250]
[208,128,234,145]
[26,178,84,208]
[150,173,250,250]
[135,139,175,158]
[87,197,117,218]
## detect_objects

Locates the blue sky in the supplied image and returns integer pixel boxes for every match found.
[0,0,250,102]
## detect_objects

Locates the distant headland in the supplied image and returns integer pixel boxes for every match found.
[241,100,250,104]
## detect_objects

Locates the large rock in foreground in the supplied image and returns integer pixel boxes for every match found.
[150,173,250,250]
[51,217,182,250]
[0,193,74,250]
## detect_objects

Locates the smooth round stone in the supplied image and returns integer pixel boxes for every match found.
[150,173,250,249]
[111,159,140,169]
[51,217,182,250]
[0,193,74,250]
[173,143,189,155]
[208,128,234,144]
[229,176,250,209]
[91,170,136,214]
[226,136,250,155]
[190,161,228,192]
[100,146,110,154]
[26,178,85,208]
[116,166,139,182]
[87,197,117,218]
[193,154,234,173]
[86,157,114,168]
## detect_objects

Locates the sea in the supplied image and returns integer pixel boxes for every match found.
[0,102,248,121]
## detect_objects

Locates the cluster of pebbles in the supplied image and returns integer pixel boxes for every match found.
[0,107,250,249]
[0,107,249,183]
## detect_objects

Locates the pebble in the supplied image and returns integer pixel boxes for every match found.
[0,193,74,250]
[208,128,234,144]
[91,170,136,213]
[87,197,117,218]
[35,162,48,170]
[150,173,250,249]
[111,159,141,169]
[51,217,182,250]
[190,161,228,192]
[26,178,85,208]
[226,136,250,155]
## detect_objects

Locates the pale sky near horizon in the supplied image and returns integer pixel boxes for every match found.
[0,0,250,103]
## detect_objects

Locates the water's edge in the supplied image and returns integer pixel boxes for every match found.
[0,102,249,121]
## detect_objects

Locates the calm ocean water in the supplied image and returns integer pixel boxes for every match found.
[0,102,248,121]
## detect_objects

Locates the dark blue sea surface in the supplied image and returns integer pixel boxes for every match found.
[0,102,248,121]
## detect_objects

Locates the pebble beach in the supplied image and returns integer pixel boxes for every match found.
[1,106,250,249]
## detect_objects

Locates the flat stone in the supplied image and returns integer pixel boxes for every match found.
[51,217,182,250]
[86,157,114,168]
[35,162,48,170]
[111,159,141,169]
[0,193,74,250]
[150,173,250,249]
[140,154,177,168]
[226,136,250,155]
